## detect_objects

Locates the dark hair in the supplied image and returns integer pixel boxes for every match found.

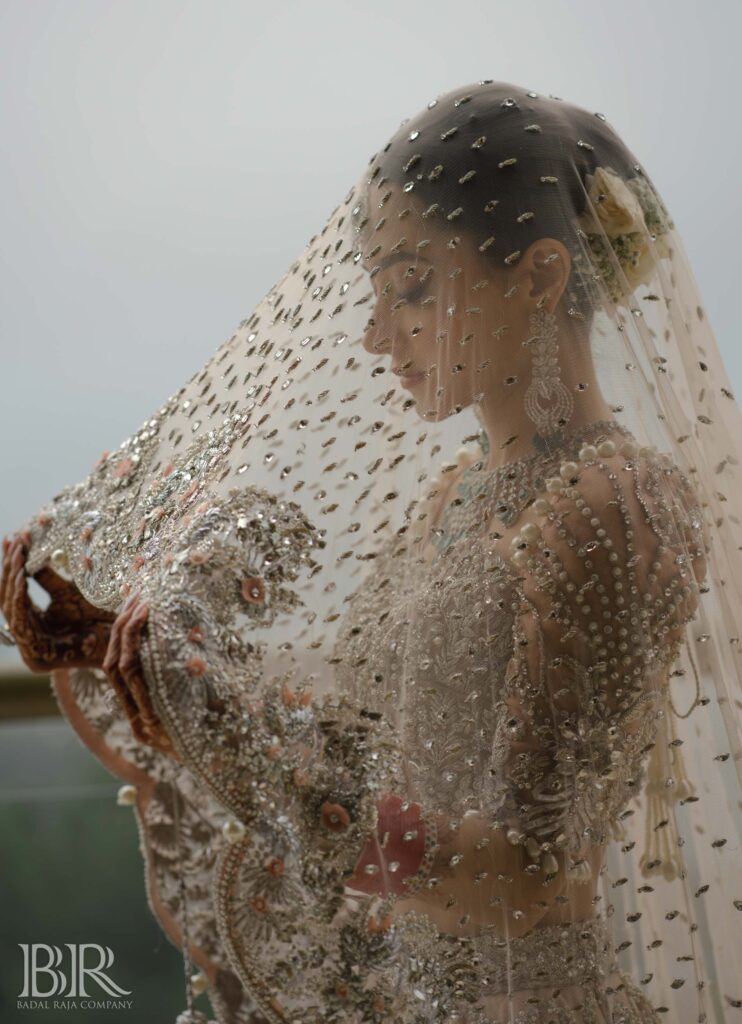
[362,80,645,322]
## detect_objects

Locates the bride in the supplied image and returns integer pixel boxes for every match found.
[2,81,740,1023]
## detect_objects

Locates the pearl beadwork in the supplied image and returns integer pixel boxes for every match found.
[116,784,137,806]
[15,76,721,1024]
[222,819,247,844]
[191,972,209,996]
[520,521,541,544]
[620,439,638,458]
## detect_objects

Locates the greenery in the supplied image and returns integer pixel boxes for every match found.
[0,720,214,1024]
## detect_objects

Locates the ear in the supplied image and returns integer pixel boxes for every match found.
[520,238,572,311]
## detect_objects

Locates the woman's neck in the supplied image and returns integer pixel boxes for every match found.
[476,364,615,471]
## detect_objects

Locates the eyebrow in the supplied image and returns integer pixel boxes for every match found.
[374,249,433,270]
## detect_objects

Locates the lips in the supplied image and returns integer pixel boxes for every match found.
[391,365,426,385]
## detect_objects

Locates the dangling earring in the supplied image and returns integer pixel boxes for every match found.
[523,306,574,436]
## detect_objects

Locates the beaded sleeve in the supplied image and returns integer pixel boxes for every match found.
[486,441,707,884]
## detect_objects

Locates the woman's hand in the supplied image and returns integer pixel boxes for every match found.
[102,594,181,762]
[345,794,432,897]
[0,533,117,672]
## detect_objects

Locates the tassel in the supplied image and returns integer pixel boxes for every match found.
[609,817,627,841]
[639,689,695,881]
[565,858,593,884]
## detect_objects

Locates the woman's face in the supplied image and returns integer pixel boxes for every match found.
[360,189,523,421]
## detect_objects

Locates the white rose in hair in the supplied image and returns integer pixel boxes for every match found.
[622,239,655,290]
[583,166,646,238]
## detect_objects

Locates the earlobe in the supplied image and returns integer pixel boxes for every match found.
[526,239,571,306]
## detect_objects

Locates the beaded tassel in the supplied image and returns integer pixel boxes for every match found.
[639,688,696,882]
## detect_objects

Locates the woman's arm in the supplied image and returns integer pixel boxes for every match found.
[346,449,707,937]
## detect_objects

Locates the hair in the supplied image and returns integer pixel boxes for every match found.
[360,80,646,328]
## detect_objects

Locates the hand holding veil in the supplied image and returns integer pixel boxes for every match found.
[4,81,742,1023]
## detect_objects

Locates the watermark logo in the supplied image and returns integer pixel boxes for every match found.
[17,944,133,1011]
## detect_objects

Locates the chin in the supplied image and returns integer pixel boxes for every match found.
[417,401,474,424]
[403,378,476,422]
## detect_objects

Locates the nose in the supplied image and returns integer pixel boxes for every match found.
[361,317,392,355]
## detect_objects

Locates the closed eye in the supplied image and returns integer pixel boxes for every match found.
[398,281,427,304]
[394,265,434,305]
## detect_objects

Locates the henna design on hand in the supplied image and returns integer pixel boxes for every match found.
[0,534,116,672]
[101,595,181,762]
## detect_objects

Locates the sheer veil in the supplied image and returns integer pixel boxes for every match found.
[8,81,742,1022]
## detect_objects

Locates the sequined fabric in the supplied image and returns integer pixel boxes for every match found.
[11,80,742,1022]
[418,914,661,1023]
[334,433,701,860]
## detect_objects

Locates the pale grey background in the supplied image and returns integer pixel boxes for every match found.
[1,0,739,667]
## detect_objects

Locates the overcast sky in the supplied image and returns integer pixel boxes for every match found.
[1,0,739,665]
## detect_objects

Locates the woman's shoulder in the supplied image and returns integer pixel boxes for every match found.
[512,437,705,551]
[504,438,707,663]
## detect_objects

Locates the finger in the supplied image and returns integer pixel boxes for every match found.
[106,663,140,723]
[102,600,138,674]
[1,554,17,625]
[0,536,21,608]
[120,607,158,723]
[1,536,9,576]
[103,601,150,734]
[108,655,154,745]
[119,607,175,755]
[119,605,148,675]
[103,599,173,753]
[102,619,142,726]
[33,564,75,599]
[10,544,41,614]
[9,566,39,642]
[11,540,29,572]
